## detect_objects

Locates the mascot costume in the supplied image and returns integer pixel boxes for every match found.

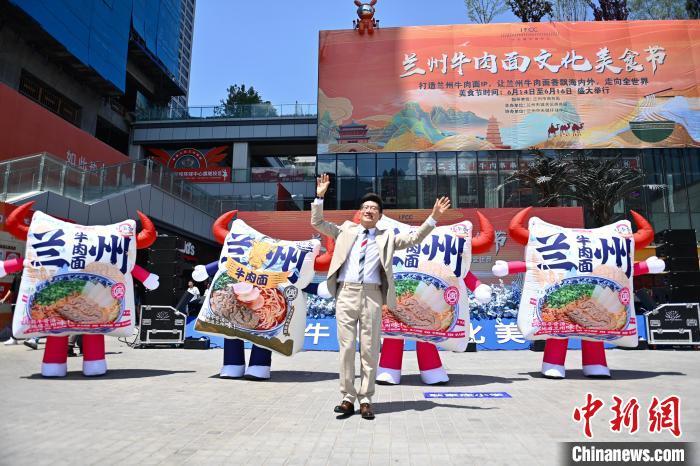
[493,208,665,379]
[1,202,159,377]
[192,210,332,380]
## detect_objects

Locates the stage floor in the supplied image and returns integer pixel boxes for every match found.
[1,338,697,465]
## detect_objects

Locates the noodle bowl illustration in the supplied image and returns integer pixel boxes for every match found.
[26,272,125,332]
[208,274,288,336]
[536,276,630,340]
[384,272,458,342]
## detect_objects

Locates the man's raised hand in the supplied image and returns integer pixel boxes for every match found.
[316,173,331,198]
[431,196,451,221]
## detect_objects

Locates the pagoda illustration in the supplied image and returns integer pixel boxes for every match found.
[336,120,370,144]
[486,116,511,149]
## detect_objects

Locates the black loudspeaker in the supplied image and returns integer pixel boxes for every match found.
[656,242,699,259]
[152,236,179,249]
[147,262,183,276]
[656,271,700,287]
[653,286,700,304]
[655,229,697,245]
[633,274,654,290]
[148,249,181,263]
[662,256,699,272]
[141,288,177,306]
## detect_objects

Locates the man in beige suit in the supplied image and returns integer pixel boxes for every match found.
[311,173,450,419]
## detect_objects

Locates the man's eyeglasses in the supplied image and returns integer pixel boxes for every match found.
[361,205,380,212]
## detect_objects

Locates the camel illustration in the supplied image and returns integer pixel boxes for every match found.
[571,122,584,136]
[547,123,560,138]
[558,123,571,136]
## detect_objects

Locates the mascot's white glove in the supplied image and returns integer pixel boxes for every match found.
[317,281,332,299]
[143,273,160,290]
[192,265,208,282]
[0,263,6,279]
[492,260,509,277]
[646,256,666,274]
[474,283,492,304]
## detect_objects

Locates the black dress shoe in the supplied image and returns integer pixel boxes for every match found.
[360,403,375,420]
[334,401,354,415]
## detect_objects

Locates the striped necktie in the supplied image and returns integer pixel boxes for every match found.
[358,229,369,283]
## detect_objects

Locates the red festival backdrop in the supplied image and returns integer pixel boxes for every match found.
[318,21,699,153]
[146,145,232,182]
[236,207,584,284]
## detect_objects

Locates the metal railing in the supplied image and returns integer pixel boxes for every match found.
[136,103,317,121]
[0,153,312,214]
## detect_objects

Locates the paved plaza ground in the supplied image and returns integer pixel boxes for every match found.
[1,338,697,465]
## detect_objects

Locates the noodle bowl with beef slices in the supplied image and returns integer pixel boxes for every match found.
[29,274,121,324]
[210,282,287,331]
[389,273,456,332]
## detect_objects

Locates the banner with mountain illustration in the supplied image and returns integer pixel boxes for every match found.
[317,21,699,153]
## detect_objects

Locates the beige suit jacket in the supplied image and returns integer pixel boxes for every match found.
[311,202,435,309]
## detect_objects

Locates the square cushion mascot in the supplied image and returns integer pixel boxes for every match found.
[192,210,330,380]
[1,202,159,377]
[493,207,665,379]
[318,209,494,385]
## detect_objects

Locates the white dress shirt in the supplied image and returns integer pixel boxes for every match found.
[338,227,381,284]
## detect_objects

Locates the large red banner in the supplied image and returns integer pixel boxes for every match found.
[318,20,700,153]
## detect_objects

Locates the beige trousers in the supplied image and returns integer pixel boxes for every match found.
[335,282,383,405]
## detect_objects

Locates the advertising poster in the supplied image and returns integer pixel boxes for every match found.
[318,21,699,153]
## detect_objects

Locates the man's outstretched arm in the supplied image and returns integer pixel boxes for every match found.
[310,173,341,239]
[394,196,450,250]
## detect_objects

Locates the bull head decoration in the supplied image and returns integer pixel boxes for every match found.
[508,206,654,248]
[6,201,156,249]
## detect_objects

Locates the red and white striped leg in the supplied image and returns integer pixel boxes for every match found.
[42,336,68,377]
[376,337,403,385]
[82,334,107,376]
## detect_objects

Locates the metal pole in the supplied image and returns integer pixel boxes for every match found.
[79,171,86,202]
[59,164,66,195]
[37,156,45,192]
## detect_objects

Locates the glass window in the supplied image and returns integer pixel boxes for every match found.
[436,152,457,201]
[457,152,478,208]
[437,152,456,175]
[397,176,417,208]
[642,150,667,214]
[499,152,518,207]
[477,152,499,208]
[378,176,397,208]
[417,152,436,175]
[397,153,416,176]
[338,177,356,210]
[663,149,689,213]
[418,175,437,209]
[317,154,335,175]
[337,154,356,176]
[377,153,396,177]
[357,177,376,199]
[357,153,375,177]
